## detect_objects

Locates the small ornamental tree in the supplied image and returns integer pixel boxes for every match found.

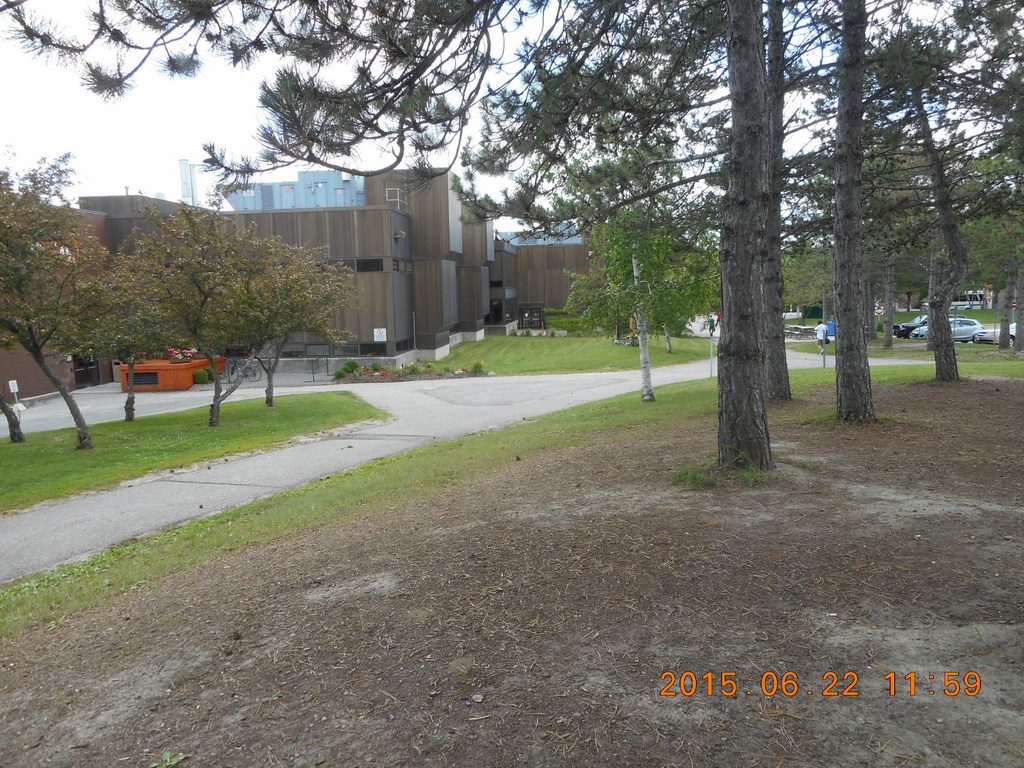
[231,242,353,407]
[129,205,354,423]
[129,205,262,426]
[74,250,174,421]
[0,156,109,449]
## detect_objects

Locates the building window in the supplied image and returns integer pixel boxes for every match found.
[359,342,388,356]
[355,259,385,272]
[306,343,331,357]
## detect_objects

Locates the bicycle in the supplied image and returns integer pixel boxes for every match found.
[226,357,263,384]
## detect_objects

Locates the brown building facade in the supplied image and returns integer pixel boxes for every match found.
[6,172,589,399]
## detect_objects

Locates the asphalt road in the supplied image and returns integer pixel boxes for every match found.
[1,349,841,584]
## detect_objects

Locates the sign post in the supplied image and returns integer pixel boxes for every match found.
[6,380,25,418]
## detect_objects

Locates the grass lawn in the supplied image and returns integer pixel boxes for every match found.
[0,363,948,640]
[440,334,711,374]
[0,391,384,513]
[4,346,1022,639]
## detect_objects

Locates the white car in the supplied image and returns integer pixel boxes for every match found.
[973,322,1017,344]
[909,318,986,342]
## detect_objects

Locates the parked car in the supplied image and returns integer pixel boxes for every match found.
[894,314,928,338]
[973,327,996,344]
[973,322,1017,345]
[909,317,986,342]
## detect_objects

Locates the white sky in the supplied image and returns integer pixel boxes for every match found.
[1,6,524,222]
[2,30,286,206]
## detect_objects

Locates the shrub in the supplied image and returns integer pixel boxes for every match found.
[369,361,384,372]
[193,368,210,385]
[334,360,361,378]
[544,309,592,334]
[405,362,422,375]
[470,360,485,375]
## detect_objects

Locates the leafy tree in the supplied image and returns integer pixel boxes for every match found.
[230,242,353,407]
[5,0,871,468]
[868,4,1024,380]
[128,205,269,427]
[0,157,109,450]
[74,250,175,421]
[128,205,354,422]
[568,218,718,402]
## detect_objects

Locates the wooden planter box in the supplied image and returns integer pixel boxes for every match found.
[118,357,225,392]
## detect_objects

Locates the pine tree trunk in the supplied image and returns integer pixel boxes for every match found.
[864,281,877,339]
[719,0,773,470]
[1,397,25,444]
[833,0,875,422]
[631,251,655,402]
[914,89,968,382]
[926,252,939,352]
[883,255,895,348]
[999,265,1016,350]
[763,0,791,402]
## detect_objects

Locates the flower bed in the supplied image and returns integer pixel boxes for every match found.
[333,361,486,383]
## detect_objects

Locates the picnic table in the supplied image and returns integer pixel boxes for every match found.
[785,325,817,339]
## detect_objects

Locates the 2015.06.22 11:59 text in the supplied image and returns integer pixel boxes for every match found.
[659,671,982,697]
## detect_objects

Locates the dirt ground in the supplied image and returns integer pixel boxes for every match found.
[1,377,1022,767]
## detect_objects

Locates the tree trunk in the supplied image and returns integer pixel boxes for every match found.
[124,360,136,422]
[763,0,791,402]
[209,353,223,426]
[926,252,938,352]
[262,351,278,407]
[719,0,773,470]
[914,89,968,382]
[1,396,25,443]
[27,346,93,449]
[999,264,1016,350]
[663,325,672,354]
[1014,271,1022,355]
[631,251,655,402]
[833,0,874,422]
[209,351,251,425]
[883,255,895,348]
[864,280,877,339]
[264,368,276,407]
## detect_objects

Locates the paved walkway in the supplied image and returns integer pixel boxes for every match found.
[0,349,869,583]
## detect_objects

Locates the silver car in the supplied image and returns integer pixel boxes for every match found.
[909,318,986,342]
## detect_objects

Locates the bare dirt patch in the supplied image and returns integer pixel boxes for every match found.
[1,378,1022,767]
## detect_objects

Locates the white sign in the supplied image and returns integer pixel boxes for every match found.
[874,306,884,316]
[7,379,18,394]
[373,328,388,342]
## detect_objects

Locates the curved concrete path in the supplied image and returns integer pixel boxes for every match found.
[0,349,874,583]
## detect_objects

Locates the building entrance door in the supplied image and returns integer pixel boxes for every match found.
[73,356,102,388]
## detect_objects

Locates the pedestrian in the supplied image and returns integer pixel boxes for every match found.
[815,319,829,354]
[708,314,716,336]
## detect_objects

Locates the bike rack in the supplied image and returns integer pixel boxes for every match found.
[311,356,328,381]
